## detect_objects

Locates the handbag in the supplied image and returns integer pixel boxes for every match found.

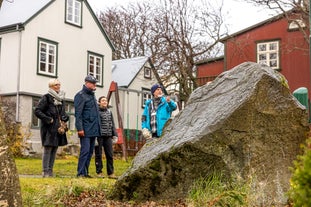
[56,106,68,135]
[58,119,68,135]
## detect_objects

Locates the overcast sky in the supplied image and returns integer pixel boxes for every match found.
[87,0,277,34]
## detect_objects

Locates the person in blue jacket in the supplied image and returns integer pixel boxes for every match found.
[141,83,177,139]
[74,75,101,178]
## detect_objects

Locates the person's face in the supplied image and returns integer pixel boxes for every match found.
[85,81,96,91]
[99,97,108,108]
[153,87,163,98]
[51,82,61,93]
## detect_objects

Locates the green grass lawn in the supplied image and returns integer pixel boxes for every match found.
[16,156,132,206]
[16,156,131,177]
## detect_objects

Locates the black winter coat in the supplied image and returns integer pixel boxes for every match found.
[35,94,69,147]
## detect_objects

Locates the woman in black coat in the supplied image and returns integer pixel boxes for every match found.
[35,79,69,177]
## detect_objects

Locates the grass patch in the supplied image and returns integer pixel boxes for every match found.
[16,156,131,177]
[16,156,132,206]
[187,173,248,207]
[21,177,115,206]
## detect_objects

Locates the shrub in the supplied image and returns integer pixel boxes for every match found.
[288,137,311,207]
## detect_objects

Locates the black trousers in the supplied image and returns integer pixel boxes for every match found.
[94,136,114,175]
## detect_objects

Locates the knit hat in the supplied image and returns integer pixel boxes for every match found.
[151,84,161,95]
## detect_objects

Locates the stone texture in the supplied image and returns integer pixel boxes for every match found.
[111,62,309,205]
[0,103,23,207]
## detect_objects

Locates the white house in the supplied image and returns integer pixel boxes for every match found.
[110,56,158,138]
[0,0,114,154]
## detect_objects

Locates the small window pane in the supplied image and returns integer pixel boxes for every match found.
[270,60,277,67]
[270,53,277,59]
[258,44,266,51]
[259,54,266,61]
[270,43,277,50]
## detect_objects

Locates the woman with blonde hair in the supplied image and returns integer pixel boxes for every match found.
[35,79,69,177]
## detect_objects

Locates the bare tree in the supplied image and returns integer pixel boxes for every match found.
[99,3,154,60]
[100,0,227,105]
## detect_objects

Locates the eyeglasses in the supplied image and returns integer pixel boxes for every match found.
[54,84,61,86]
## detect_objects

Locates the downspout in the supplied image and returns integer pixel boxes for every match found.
[16,24,22,122]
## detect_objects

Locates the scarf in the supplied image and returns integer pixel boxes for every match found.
[48,88,65,105]
[150,97,161,133]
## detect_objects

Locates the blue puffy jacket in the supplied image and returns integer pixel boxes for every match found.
[142,96,177,137]
[74,85,101,138]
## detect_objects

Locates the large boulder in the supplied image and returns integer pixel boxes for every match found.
[0,103,23,207]
[111,62,309,205]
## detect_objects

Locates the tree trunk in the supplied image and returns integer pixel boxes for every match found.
[0,103,22,207]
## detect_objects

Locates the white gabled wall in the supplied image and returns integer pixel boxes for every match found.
[110,62,157,131]
[17,0,112,100]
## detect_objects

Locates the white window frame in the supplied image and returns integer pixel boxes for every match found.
[144,67,152,79]
[257,41,280,70]
[142,88,152,108]
[88,52,103,86]
[66,0,82,26]
[38,38,57,76]
[288,19,306,30]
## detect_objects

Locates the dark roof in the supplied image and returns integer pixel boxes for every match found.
[195,56,224,66]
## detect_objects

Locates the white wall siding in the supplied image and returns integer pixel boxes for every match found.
[17,0,112,99]
[0,32,20,94]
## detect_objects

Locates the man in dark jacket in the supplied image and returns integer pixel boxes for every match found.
[74,75,101,178]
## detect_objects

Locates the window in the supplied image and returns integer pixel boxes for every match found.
[144,67,151,79]
[66,0,82,26]
[65,102,75,131]
[288,19,306,30]
[257,41,279,70]
[32,98,40,128]
[88,52,103,86]
[142,88,152,108]
[37,38,58,76]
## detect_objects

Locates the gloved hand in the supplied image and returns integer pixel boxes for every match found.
[112,136,118,144]
[142,128,152,139]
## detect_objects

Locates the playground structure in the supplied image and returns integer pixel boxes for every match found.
[107,81,147,159]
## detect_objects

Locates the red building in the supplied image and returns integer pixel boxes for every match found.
[196,10,311,98]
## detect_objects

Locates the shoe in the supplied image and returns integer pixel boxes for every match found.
[108,174,118,179]
[42,171,52,178]
[96,173,104,178]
